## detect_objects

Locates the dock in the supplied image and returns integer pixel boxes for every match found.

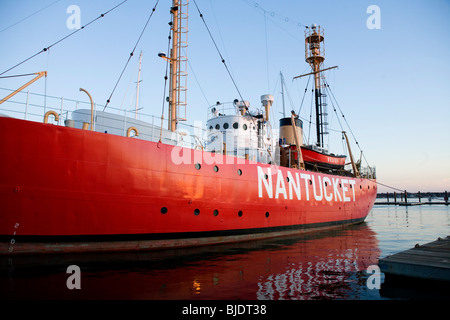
[375,190,449,206]
[375,201,449,206]
[379,236,450,283]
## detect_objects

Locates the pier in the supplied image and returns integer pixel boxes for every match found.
[375,191,449,206]
[379,236,450,283]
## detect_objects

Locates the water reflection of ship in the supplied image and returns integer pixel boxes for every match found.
[2,223,380,300]
[255,226,380,300]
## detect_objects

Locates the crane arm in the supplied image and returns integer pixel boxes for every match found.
[0,71,47,105]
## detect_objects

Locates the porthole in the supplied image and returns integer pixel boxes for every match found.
[324,181,328,187]
[213,209,219,216]
[264,174,268,180]
[194,208,200,216]
[209,126,213,131]
[213,165,219,172]
[233,122,239,129]
[368,186,370,190]
[238,210,243,217]
[215,124,220,130]
[161,207,168,214]
[243,124,248,130]
[265,212,270,218]
[309,180,312,185]
[286,176,290,182]
[360,185,362,189]
[223,123,229,129]
[237,169,242,176]
[195,163,201,170]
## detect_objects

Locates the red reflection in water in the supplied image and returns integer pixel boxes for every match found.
[1,223,380,300]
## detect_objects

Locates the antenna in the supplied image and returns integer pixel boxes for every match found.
[280,71,286,118]
[135,51,143,120]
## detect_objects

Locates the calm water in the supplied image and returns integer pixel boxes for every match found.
[1,201,449,300]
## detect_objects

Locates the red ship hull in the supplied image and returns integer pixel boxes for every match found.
[0,117,377,254]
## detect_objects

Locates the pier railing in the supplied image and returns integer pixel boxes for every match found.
[375,191,449,206]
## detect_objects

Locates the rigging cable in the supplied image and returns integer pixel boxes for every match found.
[242,0,305,42]
[0,0,62,33]
[263,11,270,93]
[208,0,235,80]
[104,0,160,111]
[371,180,405,193]
[307,88,314,145]
[192,0,246,105]
[297,74,311,116]
[323,80,388,185]
[159,27,172,143]
[1,0,130,76]
[325,81,358,147]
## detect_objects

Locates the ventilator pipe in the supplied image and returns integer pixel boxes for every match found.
[43,110,59,124]
[79,88,94,131]
[127,126,139,137]
[261,94,274,122]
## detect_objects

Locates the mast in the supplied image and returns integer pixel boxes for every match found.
[168,0,188,132]
[169,2,179,132]
[305,24,327,149]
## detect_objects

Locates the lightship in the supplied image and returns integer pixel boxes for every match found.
[0,1,376,254]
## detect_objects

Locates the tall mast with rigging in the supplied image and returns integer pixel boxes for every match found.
[305,24,328,149]
[168,0,188,132]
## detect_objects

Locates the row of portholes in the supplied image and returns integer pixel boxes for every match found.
[210,122,250,131]
[195,163,243,176]
[160,207,269,218]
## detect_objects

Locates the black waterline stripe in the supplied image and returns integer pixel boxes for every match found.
[1,217,365,243]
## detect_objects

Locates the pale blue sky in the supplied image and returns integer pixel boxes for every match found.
[1,0,449,192]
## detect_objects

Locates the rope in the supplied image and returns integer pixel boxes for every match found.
[369,180,405,193]
[297,74,311,115]
[159,27,172,143]
[0,73,38,79]
[0,0,62,33]
[1,0,130,76]
[324,80,377,177]
[323,84,344,133]
[103,0,160,111]
[192,0,280,165]
[242,0,306,42]
[192,0,246,105]
[324,81,359,148]
[263,12,270,92]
